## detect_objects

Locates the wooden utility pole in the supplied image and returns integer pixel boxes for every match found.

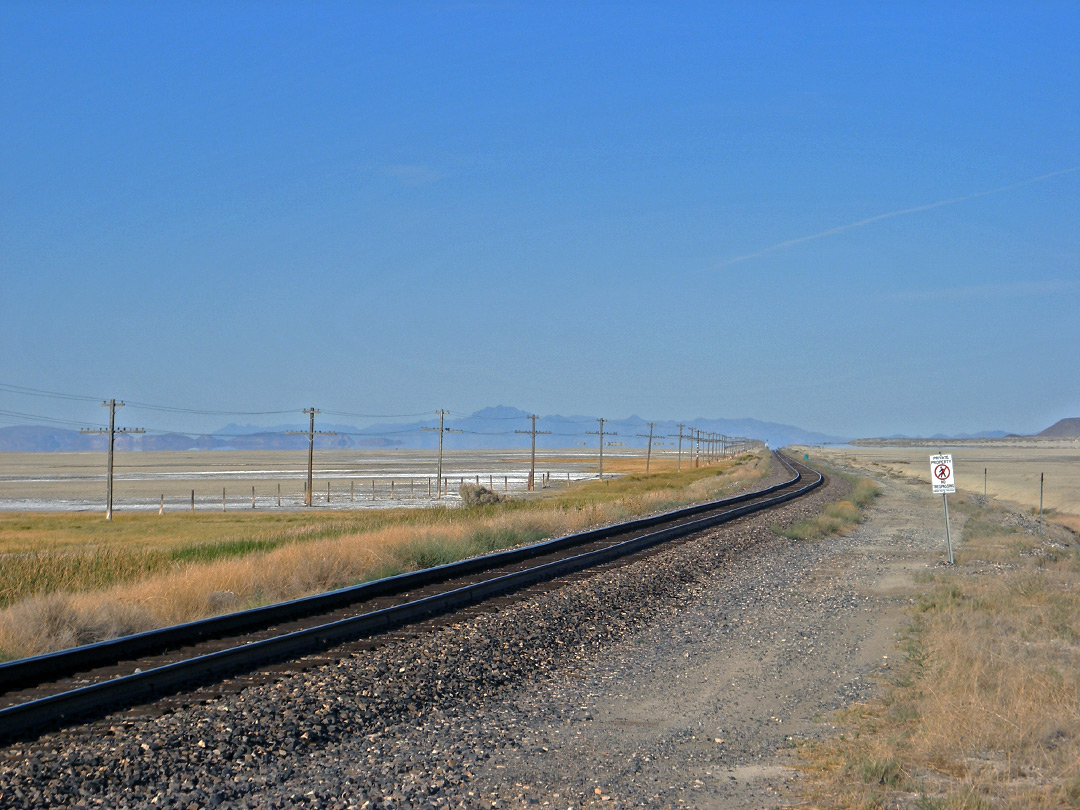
[81,399,144,521]
[673,424,687,471]
[422,410,461,498]
[587,418,617,479]
[286,408,335,506]
[515,414,551,490]
[636,422,657,474]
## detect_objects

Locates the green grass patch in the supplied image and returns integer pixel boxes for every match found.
[777,476,880,541]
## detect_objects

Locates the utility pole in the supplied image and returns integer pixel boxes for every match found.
[587,418,617,479]
[515,414,550,490]
[674,424,687,471]
[286,408,336,506]
[636,422,657,474]
[422,410,461,498]
[81,399,144,521]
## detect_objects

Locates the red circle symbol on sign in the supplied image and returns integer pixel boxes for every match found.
[935,464,951,480]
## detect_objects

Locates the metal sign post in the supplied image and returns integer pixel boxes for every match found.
[930,453,956,564]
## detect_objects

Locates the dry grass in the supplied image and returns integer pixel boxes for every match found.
[778,476,880,541]
[0,453,767,660]
[798,502,1080,809]
[602,456,683,475]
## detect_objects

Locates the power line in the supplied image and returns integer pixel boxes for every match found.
[515,415,551,491]
[320,408,434,419]
[636,422,657,474]
[421,410,462,498]
[286,408,337,507]
[586,418,618,480]
[123,401,299,416]
[80,400,145,521]
[0,409,106,429]
[0,383,102,403]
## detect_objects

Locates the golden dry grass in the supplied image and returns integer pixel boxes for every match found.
[0,453,766,660]
[797,502,1080,809]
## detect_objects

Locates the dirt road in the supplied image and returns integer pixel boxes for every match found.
[464,460,954,808]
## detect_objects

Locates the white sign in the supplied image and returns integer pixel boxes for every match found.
[930,454,955,495]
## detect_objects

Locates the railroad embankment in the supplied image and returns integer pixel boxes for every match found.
[0,454,769,660]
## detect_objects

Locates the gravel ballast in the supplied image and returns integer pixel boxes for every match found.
[0,463,946,809]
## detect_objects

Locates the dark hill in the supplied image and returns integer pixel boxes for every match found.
[1037,418,1080,438]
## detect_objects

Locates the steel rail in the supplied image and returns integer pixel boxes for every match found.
[0,452,820,743]
[0,451,804,693]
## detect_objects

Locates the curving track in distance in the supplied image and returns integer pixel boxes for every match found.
[0,451,822,744]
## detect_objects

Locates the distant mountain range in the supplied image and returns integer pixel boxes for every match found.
[878,430,1014,441]
[0,406,849,452]
[5,409,1074,453]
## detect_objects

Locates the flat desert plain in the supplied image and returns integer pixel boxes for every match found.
[0,448,618,512]
[803,438,1080,530]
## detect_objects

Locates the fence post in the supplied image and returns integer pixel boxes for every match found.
[159,494,164,515]
[222,487,226,512]
[277,483,281,507]
[191,490,195,513]
[1039,472,1044,533]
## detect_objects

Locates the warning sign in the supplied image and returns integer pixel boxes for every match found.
[930,454,955,495]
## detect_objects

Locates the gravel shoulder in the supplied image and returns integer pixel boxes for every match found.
[0,460,951,809]
[464,461,950,809]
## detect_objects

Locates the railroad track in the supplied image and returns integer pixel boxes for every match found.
[0,451,822,744]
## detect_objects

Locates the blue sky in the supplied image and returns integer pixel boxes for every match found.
[2,2,1077,439]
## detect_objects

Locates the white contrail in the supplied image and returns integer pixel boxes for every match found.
[715,166,1080,268]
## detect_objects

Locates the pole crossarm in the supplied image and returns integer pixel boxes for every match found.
[421,410,462,498]
[670,424,688,471]
[80,399,145,520]
[285,408,336,506]
[515,414,551,491]
[586,418,618,480]
[636,422,657,475]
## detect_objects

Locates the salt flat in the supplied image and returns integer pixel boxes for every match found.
[0,448,626,513]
